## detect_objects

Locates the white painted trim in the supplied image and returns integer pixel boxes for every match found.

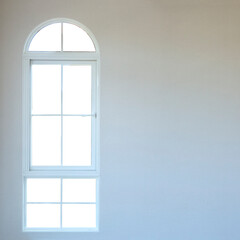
[61,64,63,167]
[23,18,100,54]
[23,52,99,61]
[27,60,98,172]
[23,228,99,232]
[60,178,63,228]
[23,177,99,232]
[22,170,99,178]
[22,18,100,232]
[26,202,96,204]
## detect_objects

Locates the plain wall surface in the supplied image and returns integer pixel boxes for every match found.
[1,0,240,239]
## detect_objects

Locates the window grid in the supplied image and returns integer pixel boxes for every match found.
[24,177,98,230]
[30,61,96,170]
[27,20,96,52]
[23,18,100,232]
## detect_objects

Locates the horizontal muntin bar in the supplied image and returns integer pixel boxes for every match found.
[23,227,98,232]
[31,114,95,117]
[26,202,96,204]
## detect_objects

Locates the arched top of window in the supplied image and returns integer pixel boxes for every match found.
[24,19,99,53]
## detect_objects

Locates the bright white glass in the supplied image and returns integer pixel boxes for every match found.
[63,65,92,114]
[62,204,96,228]
[26,204,60,228]
[32,116,61,166]
[63,117,91,166]
[63,23,95,51]
[32,64,61,114]
[62,179,96,203]
[29,23,61,51]
[27,178,61,202]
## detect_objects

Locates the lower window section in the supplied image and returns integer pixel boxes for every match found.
[24,178,98,231]
[62,204,96,228]
[26,204,61,228]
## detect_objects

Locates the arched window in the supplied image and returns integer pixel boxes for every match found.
[22,19,100,232]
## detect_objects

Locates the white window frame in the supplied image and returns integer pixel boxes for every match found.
[22,18,100,232]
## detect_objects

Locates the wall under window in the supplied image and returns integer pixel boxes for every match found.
[1,0,240,240]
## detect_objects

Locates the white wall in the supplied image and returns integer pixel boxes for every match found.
[1,0,240,239]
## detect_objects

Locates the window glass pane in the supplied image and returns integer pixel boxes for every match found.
[62,179,96,203]
[32,116,61,166]
[26,204,60,228]
[62,204,96,228]
[27,179,61,202]
[63,23,95,51]
[32,64,61,114]
[63,116,91,166]
[29,23,61,51]
[63,65,92,114]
